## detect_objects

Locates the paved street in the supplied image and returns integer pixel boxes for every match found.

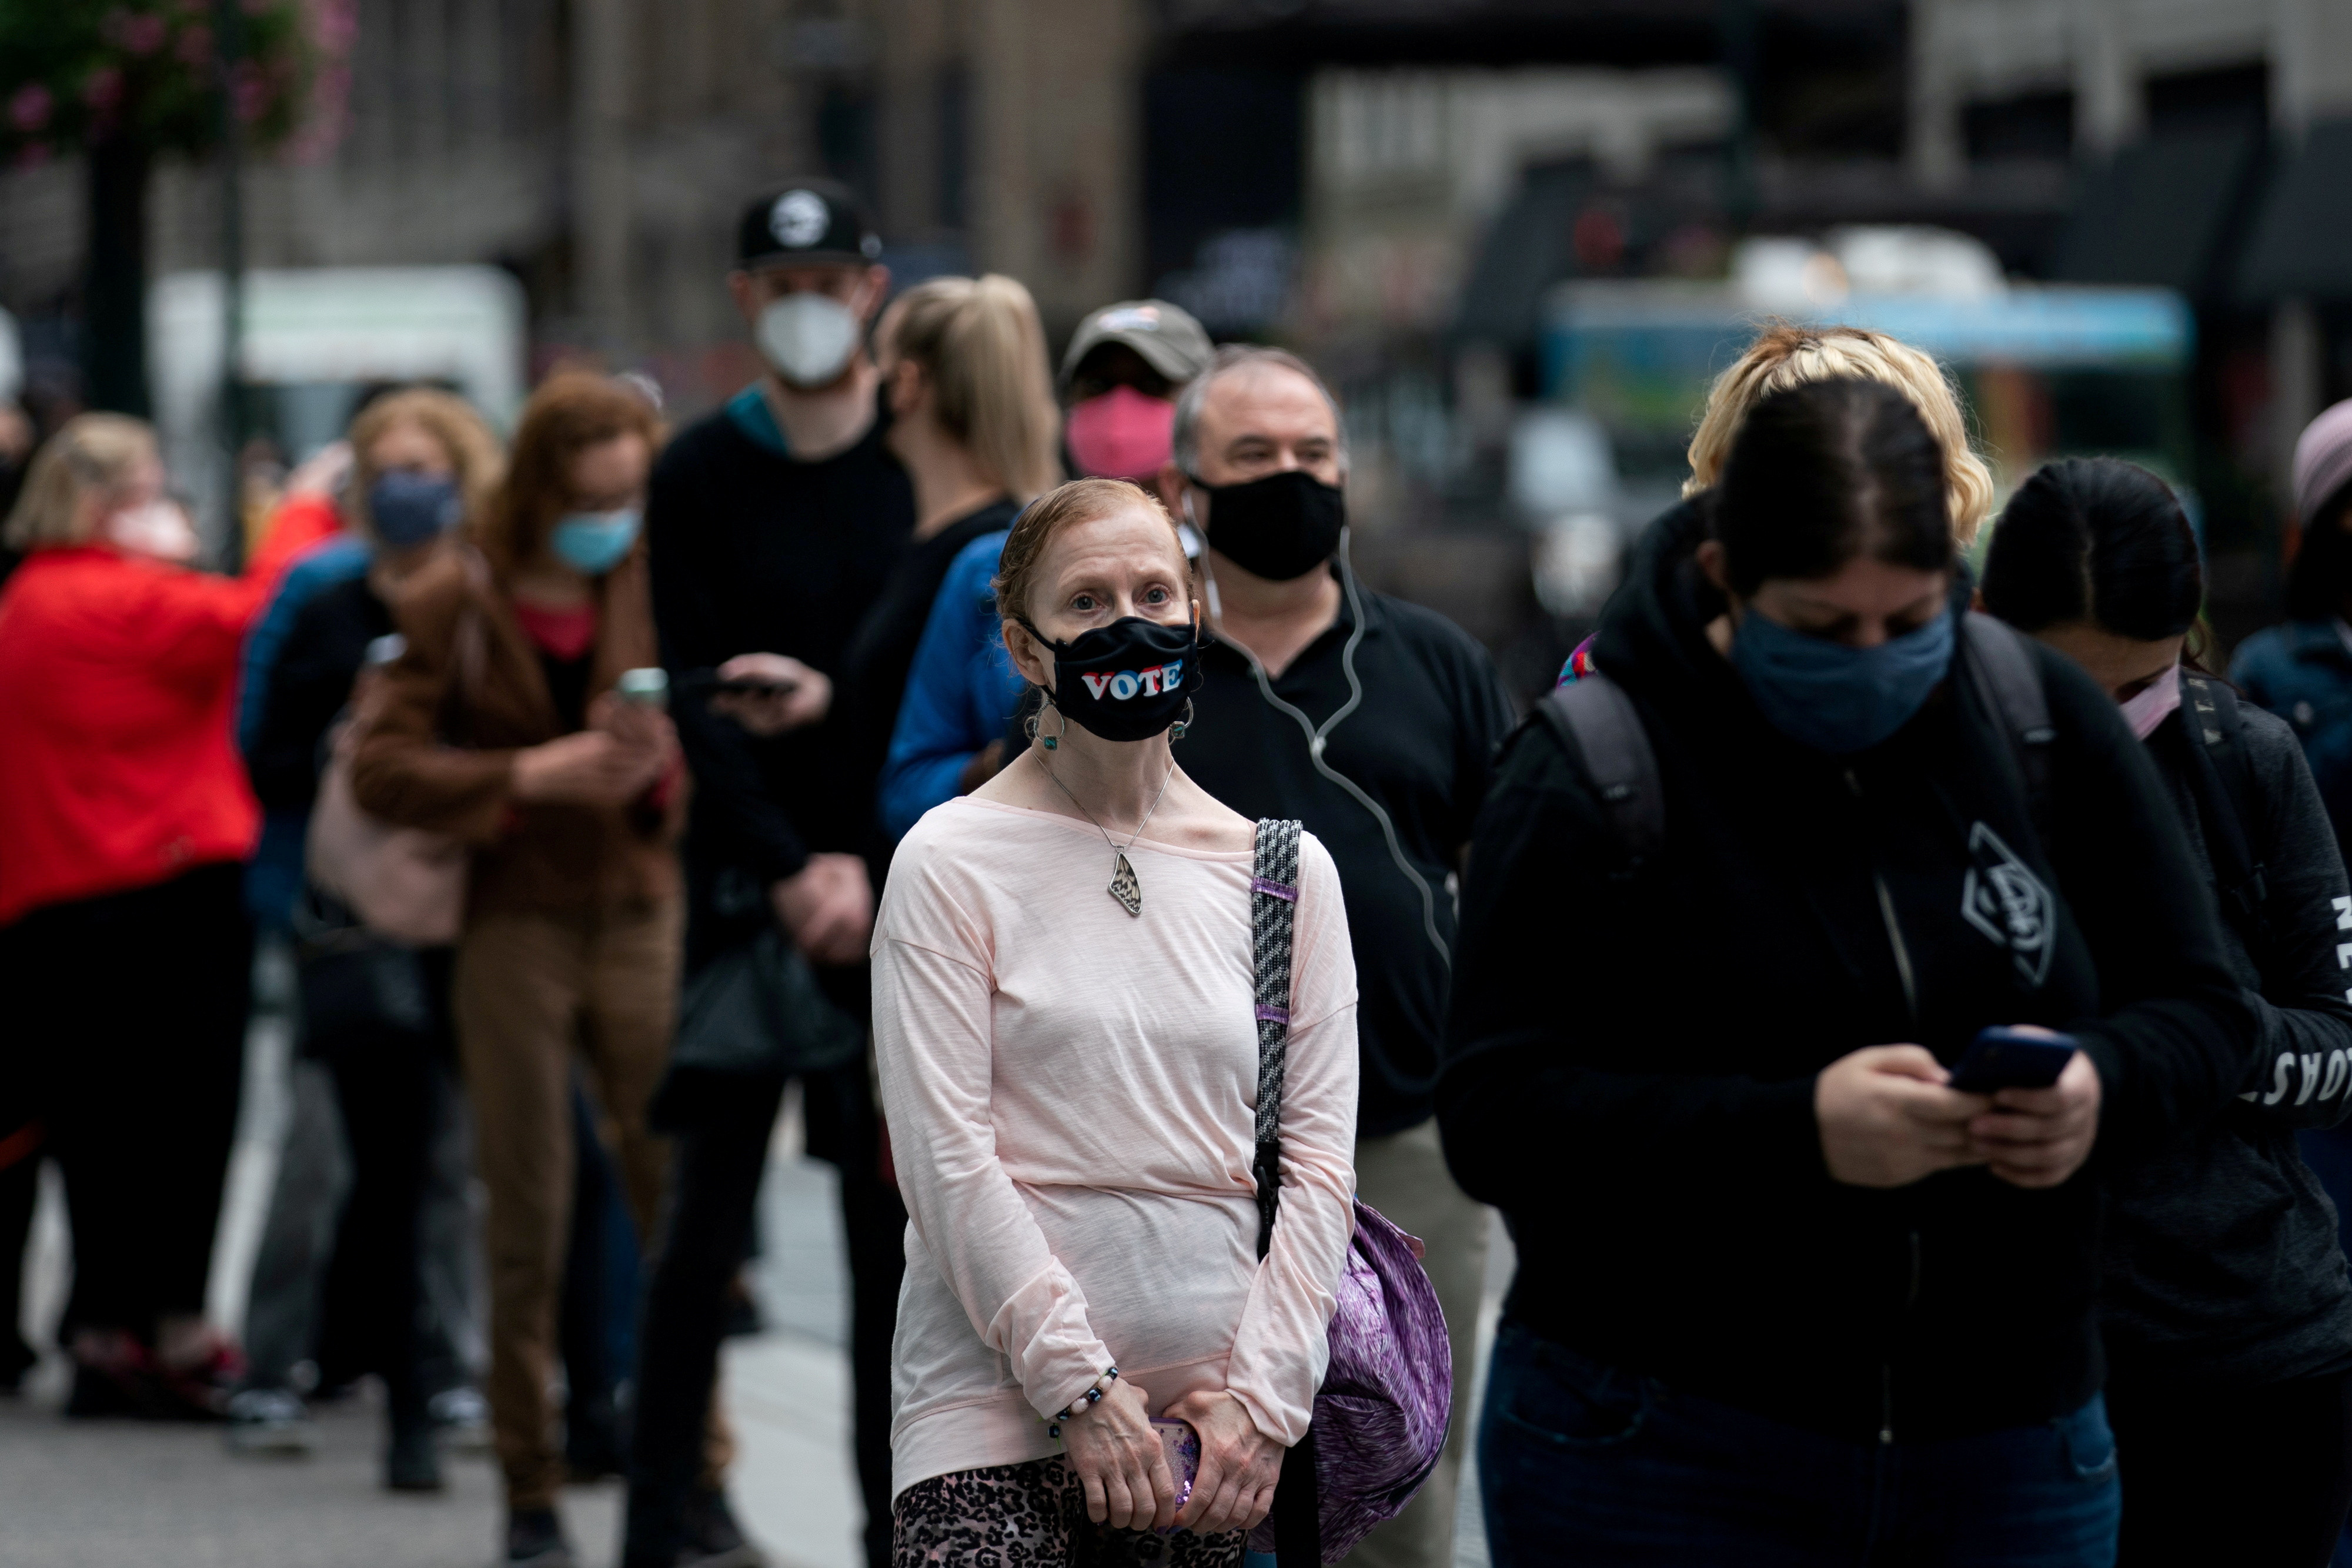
[1,950,1501,1567]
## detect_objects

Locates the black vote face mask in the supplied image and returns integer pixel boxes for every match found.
[1198,468,1345,581]
[1023,614,1202,743]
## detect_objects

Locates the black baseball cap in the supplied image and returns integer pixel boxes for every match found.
[736,179,884,270]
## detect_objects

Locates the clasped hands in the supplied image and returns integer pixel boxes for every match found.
[1816,1032,2102,1191]
[1059,1378,1283,1537]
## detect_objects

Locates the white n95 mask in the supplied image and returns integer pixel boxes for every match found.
[756,293,861,389]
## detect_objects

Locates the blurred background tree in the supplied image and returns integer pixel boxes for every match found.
[0,1,337,415]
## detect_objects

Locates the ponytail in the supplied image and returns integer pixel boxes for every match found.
[887,273,1063,502]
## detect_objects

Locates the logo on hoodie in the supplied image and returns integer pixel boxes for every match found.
[1962,823,2054,987]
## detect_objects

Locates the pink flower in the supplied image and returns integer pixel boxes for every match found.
[175,22,213,67]
[81,67,125,112]
[7,83,52,135]
[308,0,358,54]
[232,65,270,123]
[121,12,169,54]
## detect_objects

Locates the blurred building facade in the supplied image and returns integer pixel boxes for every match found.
[0,0,1147,423]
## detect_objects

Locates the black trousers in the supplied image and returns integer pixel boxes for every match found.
[0,1138,36,1383]
[313,1047,442,1425]
[2107,1366,2352,1567]
[626,1059,907,1568]
[6,862,250,1342]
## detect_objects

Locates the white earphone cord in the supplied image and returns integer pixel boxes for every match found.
[1209,529,1452,970]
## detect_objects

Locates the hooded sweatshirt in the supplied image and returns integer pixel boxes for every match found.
[2096,691,2352,1389]
[1439,501,2256,1444]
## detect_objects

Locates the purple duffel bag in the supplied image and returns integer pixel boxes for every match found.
[1244,821,1453,1563]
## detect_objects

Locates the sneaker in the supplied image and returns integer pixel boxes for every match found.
[152,1333,243,1420]
[680,1489,766,1568]
[506,1507,576,1568]
[430,1385,492,1453]
[385,1415,445,1493]
[225,1386,322,1455]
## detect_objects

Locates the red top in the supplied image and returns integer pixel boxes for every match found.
[264,490,344,560]
[0,527,308,926]
[512,600,599,661]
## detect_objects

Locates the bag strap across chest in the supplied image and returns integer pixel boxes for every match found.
[1250,817,1303,1262]
[1542,612,2057,873]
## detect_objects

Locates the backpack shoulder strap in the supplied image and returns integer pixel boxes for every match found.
[1538,673,1664,876]
[1249,817,1302,1262]
[2180,673,2270,938]
[1960,613,2056,848]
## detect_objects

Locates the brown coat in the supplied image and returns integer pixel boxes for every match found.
[349,541,684,918]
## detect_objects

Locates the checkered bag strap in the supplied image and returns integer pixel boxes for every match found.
[1250,818,1302,1262]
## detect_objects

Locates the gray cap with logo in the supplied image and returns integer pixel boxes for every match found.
[1058,299,1214,390]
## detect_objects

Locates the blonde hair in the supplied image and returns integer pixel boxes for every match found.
[345,387,505,546]
[993,477,1192,630]
[1685,323,1995,546]
[3,413,156,551]
[887,274,1063,502]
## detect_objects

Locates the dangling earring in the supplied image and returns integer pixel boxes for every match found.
[1170,699,1194,742]
[1040,697,1065,751]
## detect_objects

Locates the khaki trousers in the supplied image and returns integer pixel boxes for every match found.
[454,901,684,1512]
[1342,1119,1492,1568]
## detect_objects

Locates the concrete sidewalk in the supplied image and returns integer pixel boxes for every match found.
[3,952,1498,1568]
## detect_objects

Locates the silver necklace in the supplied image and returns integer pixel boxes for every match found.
[1037,750,1177,917]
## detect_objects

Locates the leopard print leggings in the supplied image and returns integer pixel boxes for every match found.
[891,1456,1247,1568]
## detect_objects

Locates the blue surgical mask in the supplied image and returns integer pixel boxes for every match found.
[550,508,642,576]
[1730,604,1955,754]
[368,471,462,549]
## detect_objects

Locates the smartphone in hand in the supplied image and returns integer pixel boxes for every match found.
[1949,1028,2076,1094]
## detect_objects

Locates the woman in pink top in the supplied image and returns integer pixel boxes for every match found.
[873,477,1360,1566]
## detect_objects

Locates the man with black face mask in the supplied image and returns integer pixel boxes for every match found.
[631,180,915,1568]
[1152,346,1514,1568]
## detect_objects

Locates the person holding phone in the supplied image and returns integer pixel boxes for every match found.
[1982,456,2352,1566]
[1442,381,2256,1566]
[350,371,684,1568]
[873,478,1359,1567]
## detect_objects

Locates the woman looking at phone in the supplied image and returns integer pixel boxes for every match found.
[350,372,686,1568]
[872,477,1359,1566]
[1981,457,2352,1566]
[1442,380,2254,1566]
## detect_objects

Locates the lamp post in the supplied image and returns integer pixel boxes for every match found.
[217,0,248,569]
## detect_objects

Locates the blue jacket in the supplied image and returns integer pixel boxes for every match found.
[238,533,369,925]
[2231,618,2352,861]
[878,530,1024,840]
[238,535,370,754]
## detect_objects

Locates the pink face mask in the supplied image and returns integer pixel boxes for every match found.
[2119,661,2182,741]
[1065,385,1175,481]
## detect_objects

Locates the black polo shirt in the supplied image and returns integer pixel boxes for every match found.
[1180,569,1515,1136]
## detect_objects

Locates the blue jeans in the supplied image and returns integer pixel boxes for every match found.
[1478,1323,2120,1567]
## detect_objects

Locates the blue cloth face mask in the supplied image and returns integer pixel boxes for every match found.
[368,470,462,548]
[1729,604,1955,755]
[550,509,642,575]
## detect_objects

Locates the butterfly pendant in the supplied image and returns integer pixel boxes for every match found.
[1107,852,1142,917]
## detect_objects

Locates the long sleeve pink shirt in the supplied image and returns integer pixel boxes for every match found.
[873,798,1360,1499]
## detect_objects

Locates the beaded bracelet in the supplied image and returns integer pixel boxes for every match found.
[1045,1365,1120,1440]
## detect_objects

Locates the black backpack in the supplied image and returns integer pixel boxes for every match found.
[1539,612,2054,879]
[2175,673,2270,948]
[1538,620,2273,950]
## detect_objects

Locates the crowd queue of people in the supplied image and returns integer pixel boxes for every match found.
[6,171,2352,1568]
